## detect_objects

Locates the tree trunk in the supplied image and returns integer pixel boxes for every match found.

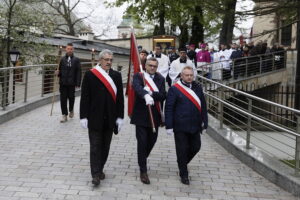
[219,0,237,45]
[158,4,165,35]
[153,25,160,36]
[190,6,204,45]
[179,24,189,48]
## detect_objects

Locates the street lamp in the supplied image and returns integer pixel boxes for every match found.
[8,47,21,103]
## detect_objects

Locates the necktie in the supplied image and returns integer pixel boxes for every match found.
[67,57,71,67]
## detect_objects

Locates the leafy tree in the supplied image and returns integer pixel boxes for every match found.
[0,0,54,67]
[37,0,90,36]
[108,0,224,46]
[0,0,54,106]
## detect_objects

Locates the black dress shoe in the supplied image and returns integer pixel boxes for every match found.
[99,172,105,180]
[181,177,190,185]
[92,176,100,186]
[140,172,150,184]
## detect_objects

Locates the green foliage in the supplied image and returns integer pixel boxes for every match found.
[108,0,225,44]
[0,0,55,67]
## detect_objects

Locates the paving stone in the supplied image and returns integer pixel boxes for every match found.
[0,97,299,199]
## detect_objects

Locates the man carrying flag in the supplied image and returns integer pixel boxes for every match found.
[130,57,166,184]
[80,49,124,186]
[165,66,208,185]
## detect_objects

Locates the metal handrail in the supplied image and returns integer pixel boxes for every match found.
[200,76,300,115]
[205,92,300,137]
[233,50,285,62]
[0,62,93,71]
[200,74,300,171]
[0,62,128,111]
[197,50,286,69]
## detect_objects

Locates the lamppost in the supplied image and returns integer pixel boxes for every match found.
[8,47,20,103]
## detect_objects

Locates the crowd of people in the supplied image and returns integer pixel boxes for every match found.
[140,40,285,82]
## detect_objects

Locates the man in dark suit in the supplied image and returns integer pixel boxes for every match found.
[56,43,81,123]
[165,66,208,185]
[130,57,166,184]
[80,49,124,186]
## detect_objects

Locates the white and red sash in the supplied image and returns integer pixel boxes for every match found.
[144,72,159,92]
[174,81,202,112]
[141,72,161,114]
[91,65,117,102]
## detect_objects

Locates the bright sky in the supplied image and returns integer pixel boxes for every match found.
[75,0,254,40]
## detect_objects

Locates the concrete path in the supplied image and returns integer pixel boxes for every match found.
[0,97,299,200]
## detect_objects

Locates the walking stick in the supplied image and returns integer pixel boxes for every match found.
[50,46,62,116]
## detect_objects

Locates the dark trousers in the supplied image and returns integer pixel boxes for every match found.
[88,127,113,178]
[174,132,201,178]
[59,85,75,115]
[136,126,158,173]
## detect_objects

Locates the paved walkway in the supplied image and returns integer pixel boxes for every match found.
[0,97,299,200]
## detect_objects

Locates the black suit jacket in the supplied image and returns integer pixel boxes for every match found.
[80,68,124,131]
[58,54,81,86]
[130,72,166,127]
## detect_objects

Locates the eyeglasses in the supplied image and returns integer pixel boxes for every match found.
[102,58,113,62]
[147,64,158,68]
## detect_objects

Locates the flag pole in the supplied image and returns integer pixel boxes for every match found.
[131,28,156,133]
[50,45,62,116]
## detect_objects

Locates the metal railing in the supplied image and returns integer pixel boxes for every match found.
[197,50,286,82]
[0,60,129,111]
[198,74,300,173]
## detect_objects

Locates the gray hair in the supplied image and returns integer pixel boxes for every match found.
[145,57,158,66]
[181,66,194,74]
[99,49,113,59]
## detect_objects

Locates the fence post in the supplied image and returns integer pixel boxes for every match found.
[41,65,45,97]
[218,87,224,129]
[203,76,208,93]
[295,115,300,174]
[24,69,28,103]
[246,98,252,149]
[1,70,8,110]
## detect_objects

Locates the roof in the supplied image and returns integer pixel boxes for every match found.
[35,34,130,56]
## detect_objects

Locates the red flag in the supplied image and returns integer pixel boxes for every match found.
[126,31,141,116]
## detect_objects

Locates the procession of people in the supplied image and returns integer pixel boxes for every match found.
[56,42,208,186]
